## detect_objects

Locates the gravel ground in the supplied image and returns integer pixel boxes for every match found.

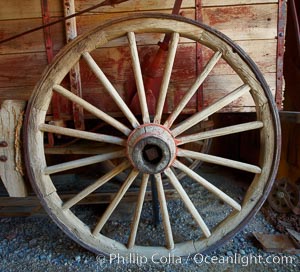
[0,166,299,271]
[1,212,299,272]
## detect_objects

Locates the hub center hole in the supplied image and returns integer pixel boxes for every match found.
[142,144,163,165]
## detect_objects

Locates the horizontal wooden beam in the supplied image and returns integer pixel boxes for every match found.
[279,111,300,123]
[0,189,179,207]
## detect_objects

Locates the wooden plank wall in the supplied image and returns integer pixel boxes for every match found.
[0,0,279,112]
[202,1,278,110]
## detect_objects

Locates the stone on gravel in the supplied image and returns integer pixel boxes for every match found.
[239,249,246,255]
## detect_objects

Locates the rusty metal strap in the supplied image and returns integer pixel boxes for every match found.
[0,0,130,45]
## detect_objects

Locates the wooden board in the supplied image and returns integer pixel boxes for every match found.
[72,0,195,14]
[0,52,48,89]
[203,73,276,110]
[0,0,194,20]
[0,189,179,217]
[1,5,278,53]
[0,0,281,112]
[0,19,64,55]
[202,0,278,7]
[202,4,278,40]
[0,9,195,55]
[0,100,28,197]
[203,39,277,74]
[0,0,63,20]
[0,39,277,106]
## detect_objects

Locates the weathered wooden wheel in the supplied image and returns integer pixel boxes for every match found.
[24,14,280,257]
[268,178,299,213]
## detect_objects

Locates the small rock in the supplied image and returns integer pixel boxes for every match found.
[226,251,233,256]
[75,255,81,262]
[52,258,59,264]
[39,254,47,261]
[6,232,17,241]
[239,249,246,255]
[29,239,38,247]
[17,252,25,258]
[47,254,52,261]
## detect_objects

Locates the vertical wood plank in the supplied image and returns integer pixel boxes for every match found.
[0,100,28,197]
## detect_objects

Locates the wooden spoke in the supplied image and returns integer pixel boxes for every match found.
[165,51,222,128]
[177,121,264,145]
[82,52,140,129]
[53,85,131,136]
[62,161,131,210]
[184,157,194,164]
[127,174,149,249]
[154,32,180,124]
[172,84,251,137]
[164,168,211,237]
[44,145,123,155]
[173,160,241,211]
[154,173,174,249]
[127,32,150,124]
[40,124,126,146]
[44,149,126,175]
[93,169,139,235]
[177,148,261,174]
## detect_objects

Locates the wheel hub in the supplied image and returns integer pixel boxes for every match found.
[276,191,285,199]
[127,124,176,174]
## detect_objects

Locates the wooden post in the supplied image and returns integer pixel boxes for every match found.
[0,100,28,197]
[64,0,85,130]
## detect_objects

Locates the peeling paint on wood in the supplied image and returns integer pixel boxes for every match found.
[0,100,28,197]
[0,0,283,113]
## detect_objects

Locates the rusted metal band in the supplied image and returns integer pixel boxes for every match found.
[41,0,61,124]
[275,0,287,110]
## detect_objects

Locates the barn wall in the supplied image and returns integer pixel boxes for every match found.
[0,0,281,112]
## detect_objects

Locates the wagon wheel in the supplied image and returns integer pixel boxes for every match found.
[268,178,300,213]
[24,14,280,257]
